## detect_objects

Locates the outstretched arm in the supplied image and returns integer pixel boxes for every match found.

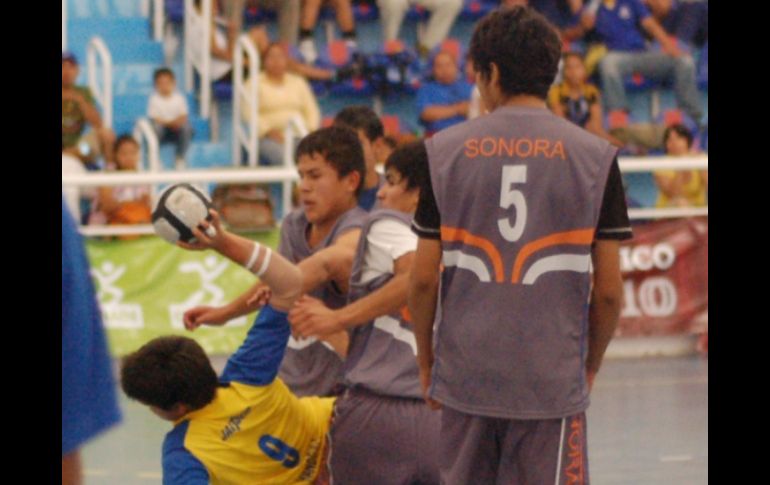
[178,210,303,311]
[290,251,415,338]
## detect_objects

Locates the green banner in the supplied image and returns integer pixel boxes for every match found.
[85,231,280,357]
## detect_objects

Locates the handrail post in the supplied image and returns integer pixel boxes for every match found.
[87,36,113,130]
[233,33,260,167]
[133,118,162,197]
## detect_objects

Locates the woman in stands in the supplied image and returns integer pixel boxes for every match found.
[243,43,321,166]
[654,123,707,208]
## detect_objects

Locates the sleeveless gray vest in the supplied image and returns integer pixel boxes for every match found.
[342,209,422,399]
[276,206,367,396]
[426,106,617,419]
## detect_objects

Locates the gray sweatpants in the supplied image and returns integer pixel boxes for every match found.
[329,388,441,485]
[439,406,589,485]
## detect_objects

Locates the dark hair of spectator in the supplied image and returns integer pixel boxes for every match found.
[296,126,366,197]
[153,68,175,83]
[114,134,139,155]
[663,123,694,149]
[333,105,385,142]
[120,336,218,411]
[384,141,429,192]
[469,7,561,99]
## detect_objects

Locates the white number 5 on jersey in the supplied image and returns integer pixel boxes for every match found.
[498,166,527,242]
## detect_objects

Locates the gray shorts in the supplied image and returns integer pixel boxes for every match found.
[329,388,441,485]
[439,406,589,485]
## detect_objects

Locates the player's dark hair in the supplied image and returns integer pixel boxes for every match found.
[333,106,384,143]
[296,126,366,197]
[469,6,561,99]
[384,141,429,192]
[121,336,218,411]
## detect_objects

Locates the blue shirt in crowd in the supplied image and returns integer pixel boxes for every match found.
[592,0,652,52]
[416,78,473,134]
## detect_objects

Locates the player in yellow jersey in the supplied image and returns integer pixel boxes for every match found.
[121,127,367,484]
[121,207,343,484]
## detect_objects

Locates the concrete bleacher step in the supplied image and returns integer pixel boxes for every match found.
[186,143,233,169]
[113,116,210,142]
[67,0,145,19]
[68,17,151,46]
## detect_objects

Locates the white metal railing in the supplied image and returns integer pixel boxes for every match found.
[619,155,708,220]
[132,118,162,196]
[618,155,706,173]
[62,167,300,187]
[62,155,707,236]
[153,0,164,41]
[185,0,212,119]
[62,0,67,51]
[233,33,260,167]
[87,36,113,129]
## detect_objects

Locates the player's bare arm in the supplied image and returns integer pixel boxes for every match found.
[586,239,624,390]
[408,238,442,410]
[290,251,416,338]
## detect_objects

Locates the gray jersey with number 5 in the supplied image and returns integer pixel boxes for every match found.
[426,105,617,419]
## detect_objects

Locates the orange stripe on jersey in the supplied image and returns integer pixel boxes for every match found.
[441,226,504,283]
[511,229,595,283]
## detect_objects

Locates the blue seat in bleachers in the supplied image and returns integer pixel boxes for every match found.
[697,42,708,90]
[460,0,497,21]
[165,0,185,23]
[353,2,379,22]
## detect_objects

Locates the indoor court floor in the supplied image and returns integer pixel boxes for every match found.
[81,355,708,484]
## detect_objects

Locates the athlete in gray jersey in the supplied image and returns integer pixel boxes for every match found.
[291,143,441,484]
[409,8,632,485]
[277,205,366,397]
[342,209,423,398]
[182,126,368,398]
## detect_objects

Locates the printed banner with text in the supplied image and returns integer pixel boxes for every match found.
[85,231,280,357]
[617,217,708,336]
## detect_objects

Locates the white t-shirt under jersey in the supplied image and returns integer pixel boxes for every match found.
[147,92,189,124]
[361,218,418,283]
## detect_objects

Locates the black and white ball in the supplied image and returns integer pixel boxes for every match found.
[152,183,217,244]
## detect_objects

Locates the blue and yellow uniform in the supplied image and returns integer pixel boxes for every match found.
[162,306,334,484]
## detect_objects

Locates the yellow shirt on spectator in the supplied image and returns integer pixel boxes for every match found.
[241,72,321,137]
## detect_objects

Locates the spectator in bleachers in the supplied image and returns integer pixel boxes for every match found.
[654,123,706,208]
[195,1,341,84]
[547,52,623,146]
[148,68,193,170]
[62,52,116,166]
[509,0,587,42]
[645,0,708,48]
[88,136,152,238]
[298,0,358,64]
[378,0,463,58]
[416,50,473,136]
[221,0,301,45]
[580,0,703,125]
[243,43,321,166]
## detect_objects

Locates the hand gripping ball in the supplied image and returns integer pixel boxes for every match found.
[152,183,217,244]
